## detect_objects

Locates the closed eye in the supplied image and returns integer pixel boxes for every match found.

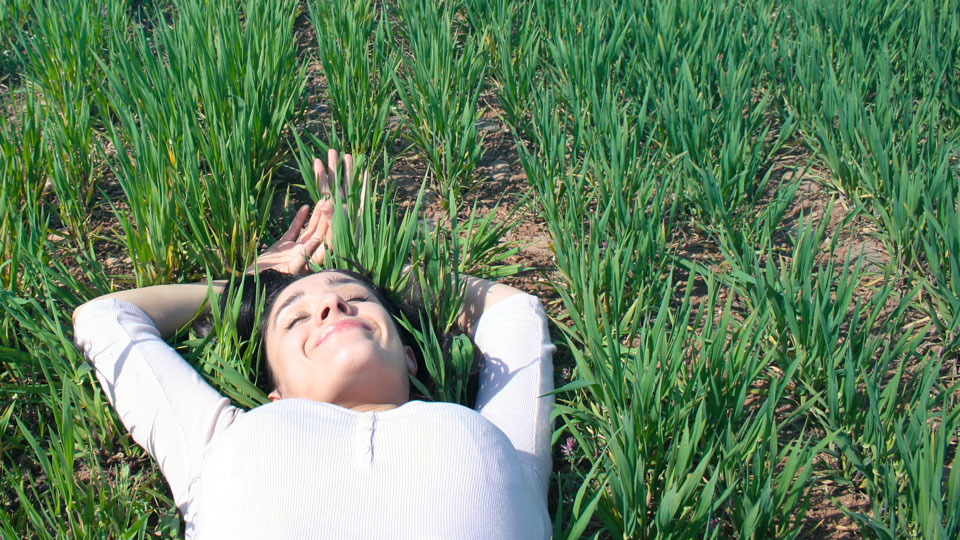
[285,314,307,330]
[283,294,368,330]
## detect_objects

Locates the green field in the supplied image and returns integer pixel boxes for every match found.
[2,0,959,537]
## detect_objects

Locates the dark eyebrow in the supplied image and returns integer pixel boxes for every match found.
[325,276,365,289]
[270,276,371,332]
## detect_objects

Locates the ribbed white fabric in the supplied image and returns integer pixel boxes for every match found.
[73,293,555,539]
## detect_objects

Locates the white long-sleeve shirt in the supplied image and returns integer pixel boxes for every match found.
[73,293,555,539]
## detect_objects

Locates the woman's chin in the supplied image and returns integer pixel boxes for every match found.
[314,338,400,372]
[300,350,408,402]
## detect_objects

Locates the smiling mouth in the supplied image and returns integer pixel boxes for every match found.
[310,320,373,349]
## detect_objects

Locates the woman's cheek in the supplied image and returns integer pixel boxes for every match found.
[293,325,311,349]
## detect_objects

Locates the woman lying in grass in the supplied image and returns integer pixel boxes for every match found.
[71,151,555,539]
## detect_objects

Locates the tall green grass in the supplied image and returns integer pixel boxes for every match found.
[0,93,45,296]
[634,0,795,258]
[101,0,305,284]
[1,0,958,537]
[308,0,397,160]
[921,191,960,357]
[17,0,126,247]
[505,0,959,537]
[0,0,31,79]
[393,0,487,204]
[465,0,541,139]
[785,0,960,268]
[776,11,960,533]
[0,91,171,536]
[512,4,813,536]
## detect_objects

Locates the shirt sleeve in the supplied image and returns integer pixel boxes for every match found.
[72,298,241,507]
[471,293,555,493]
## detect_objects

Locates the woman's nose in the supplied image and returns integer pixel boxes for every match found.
[317,293,351,321]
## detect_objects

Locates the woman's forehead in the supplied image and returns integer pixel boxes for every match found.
[284,271,370,299]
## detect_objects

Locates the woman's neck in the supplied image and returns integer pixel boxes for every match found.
[347,403,400,413]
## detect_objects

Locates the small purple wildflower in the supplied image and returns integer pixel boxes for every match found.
[560,436,577,459]
[560,367,571,381]
[101,6,107,16]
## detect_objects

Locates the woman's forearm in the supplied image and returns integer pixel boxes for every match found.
[72,281,226,339]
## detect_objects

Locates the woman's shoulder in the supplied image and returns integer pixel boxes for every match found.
[475,291,545,326]
[473,293,550,348]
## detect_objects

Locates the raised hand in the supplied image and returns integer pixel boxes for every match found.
[244,200,335,276]
[315,149,369,239]
[245,150,368,276]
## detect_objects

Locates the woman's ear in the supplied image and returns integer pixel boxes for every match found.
[268,389,282,401]
[404,346,417,375]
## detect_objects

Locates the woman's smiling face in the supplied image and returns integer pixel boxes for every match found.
[263,271,416,409]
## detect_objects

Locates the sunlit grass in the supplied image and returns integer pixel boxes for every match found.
[1,0,958,537]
